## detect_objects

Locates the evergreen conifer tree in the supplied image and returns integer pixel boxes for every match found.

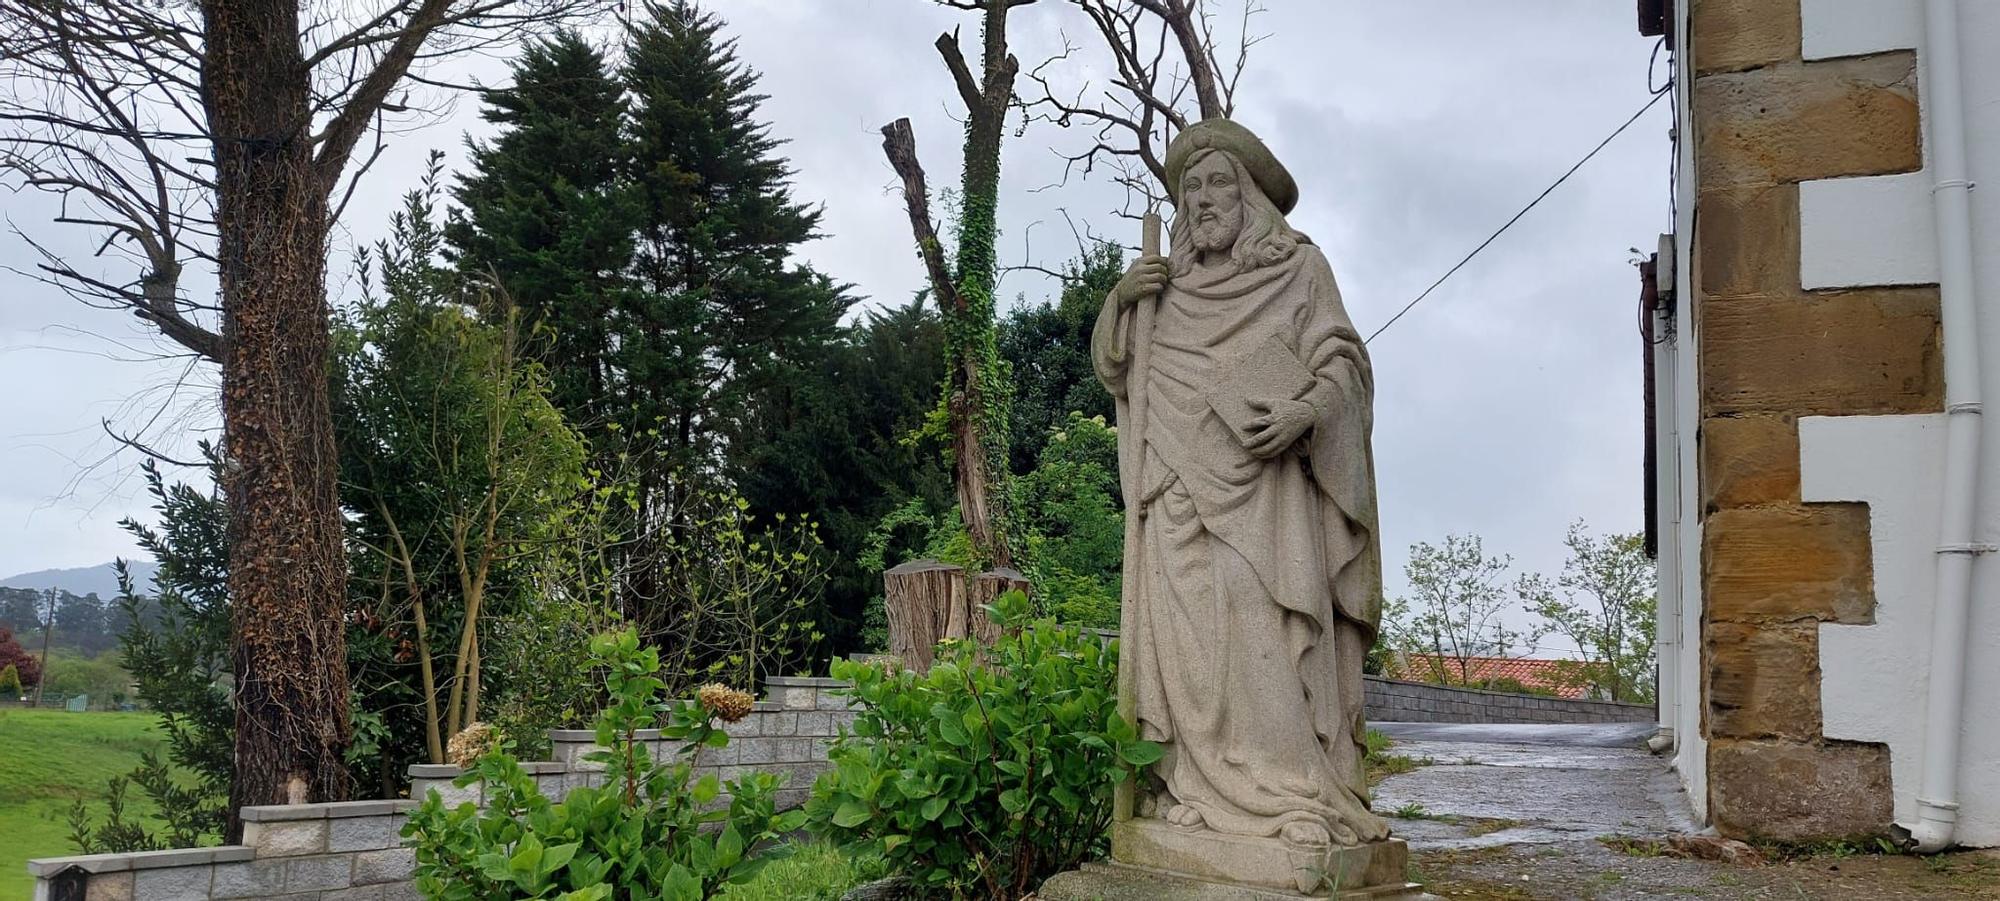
[450,31,637,433]
[732,297,954,649]
[622,0,850,478]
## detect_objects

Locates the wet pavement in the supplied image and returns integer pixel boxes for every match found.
[1373,721,1656,749]
[1369,722,2000,899]
[1370,721,1697,853]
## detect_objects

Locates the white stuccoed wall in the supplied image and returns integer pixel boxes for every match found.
[1664,0,1707,820]
[1793,0,2000,847]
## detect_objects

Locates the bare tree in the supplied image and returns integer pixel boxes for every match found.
[879,0,1040,567]
[1392,534,1538,686]
[0,0,610,831]
[1516,522,1657,703]
[1021,0,1263,213]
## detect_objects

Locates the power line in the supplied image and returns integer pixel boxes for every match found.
[1364,89,1670,345]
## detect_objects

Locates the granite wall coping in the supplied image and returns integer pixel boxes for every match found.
[26,845,255,878]
[239,800,418,822]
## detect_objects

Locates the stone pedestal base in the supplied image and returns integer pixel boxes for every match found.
[1037,818,1424,899]
[1037,861,1430,900]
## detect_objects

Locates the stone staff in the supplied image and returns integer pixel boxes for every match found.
[1112,208,1161,824]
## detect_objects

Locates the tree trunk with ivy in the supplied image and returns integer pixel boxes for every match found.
[880,0,1030,569]
[205,0,354,825]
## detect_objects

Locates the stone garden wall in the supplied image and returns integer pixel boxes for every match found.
[1363,675,1653,725]
[25,669,1651,897]
[26,676,854,901]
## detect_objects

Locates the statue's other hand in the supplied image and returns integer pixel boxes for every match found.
[1111,255,1170,307]
[1244,398,1315,458]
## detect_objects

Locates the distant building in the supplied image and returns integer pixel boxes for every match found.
[1647,0,2000,849]
[1382,653,1591,700]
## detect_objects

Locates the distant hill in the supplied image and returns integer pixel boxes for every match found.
[0,561,160,600]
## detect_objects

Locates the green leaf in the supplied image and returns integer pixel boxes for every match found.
[933,709,971,747]
[692,774,721,805]
[832,799,873,828]
[540,841,579,876]
[508,835,543,876]
[1120,740,1164,766]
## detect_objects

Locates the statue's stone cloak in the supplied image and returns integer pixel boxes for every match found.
[1093,241,1387,842]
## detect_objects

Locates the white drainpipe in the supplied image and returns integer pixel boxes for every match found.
[1900,0,1986,854]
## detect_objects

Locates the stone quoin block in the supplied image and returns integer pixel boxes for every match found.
[353,847,416,885]
[734,737,779,766]
[1703,504,1875,623]
[1706,622,1822,741]
[284,854,354,892]
[82,872,134,901]
[795,712,833,736]
[788,687,819,710]
[1689,0,1801,75]
[1710,739,1893,840]
[130,865,212,901]
[1697,183,1799,298]
[328,814,401,853]
[321,886,393,901]
[1695,52,1921,189]
[1700,287,1943,417]
[211,859,287,898]
[1702,413,1801,511]
[244,819,329,857]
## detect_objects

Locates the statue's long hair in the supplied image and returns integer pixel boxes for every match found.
[1168,147,1308,278]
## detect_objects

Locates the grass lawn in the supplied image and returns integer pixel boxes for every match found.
[0,708,165,898]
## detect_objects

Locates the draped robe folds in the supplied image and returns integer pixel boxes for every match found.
[1093,242,1390,845]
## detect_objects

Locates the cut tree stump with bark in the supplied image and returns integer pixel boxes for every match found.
[883,560,1027,672]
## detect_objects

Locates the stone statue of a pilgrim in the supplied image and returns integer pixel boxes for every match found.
[1057,118,1405,896]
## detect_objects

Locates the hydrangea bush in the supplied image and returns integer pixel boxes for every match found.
[402,629,802,900]
[807,590,1160,900]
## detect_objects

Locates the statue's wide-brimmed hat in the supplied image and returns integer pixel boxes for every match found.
[1164,118,1298,214]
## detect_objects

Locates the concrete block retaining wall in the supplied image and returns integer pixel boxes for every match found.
[28,677,854,901]
[1363,675,1654,725]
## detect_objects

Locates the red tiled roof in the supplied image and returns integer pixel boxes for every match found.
[1384,654,1588,699]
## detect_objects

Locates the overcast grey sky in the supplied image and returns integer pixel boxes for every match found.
[0,2,1668,651]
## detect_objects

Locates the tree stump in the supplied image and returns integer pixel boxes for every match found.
[883,560,1028,672]
[968,567,1031,643]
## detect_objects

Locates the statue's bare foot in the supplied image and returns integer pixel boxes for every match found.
[1164,804,1205,828]
[1349,808,1391,843]
[1280,820,1331,847]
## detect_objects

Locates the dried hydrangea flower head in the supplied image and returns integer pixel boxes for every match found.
[447,721,498,769]
[697,683,755,723]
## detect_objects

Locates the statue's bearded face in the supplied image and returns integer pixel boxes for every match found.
[1182,151,1245,254]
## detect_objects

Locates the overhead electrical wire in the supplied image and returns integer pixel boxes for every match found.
[1365,87,1671,345]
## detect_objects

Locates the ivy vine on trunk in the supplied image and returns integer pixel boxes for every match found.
[879,0,1036,569]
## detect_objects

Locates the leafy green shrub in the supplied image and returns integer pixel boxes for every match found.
[0,663,20,698]
[402,629,804,900]
[807,590,1158,900]
[1016,413,1124,628]
[1471,676,1558,698]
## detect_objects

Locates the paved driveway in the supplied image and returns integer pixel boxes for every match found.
[1369,721,1696,852]
[1368,722,2000,898]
